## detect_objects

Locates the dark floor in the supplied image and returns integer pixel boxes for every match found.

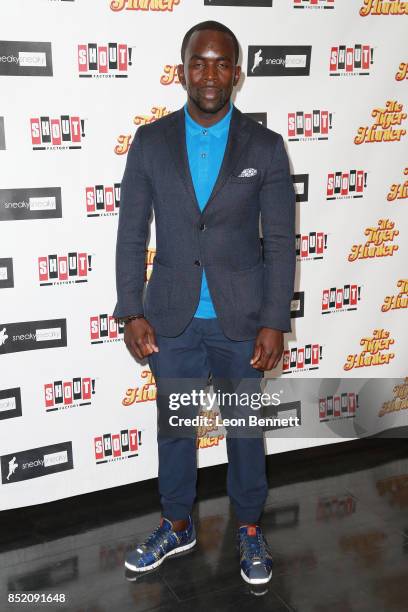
[1,436,408,612]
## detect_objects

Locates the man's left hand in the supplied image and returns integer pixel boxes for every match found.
[250,328,284,371]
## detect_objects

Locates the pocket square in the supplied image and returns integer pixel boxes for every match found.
[237,168,258,178]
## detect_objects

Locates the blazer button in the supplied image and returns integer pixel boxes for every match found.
[194,259,201,266]
[199,223,206,231]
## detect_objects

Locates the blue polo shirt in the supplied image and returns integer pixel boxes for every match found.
[185,101,233,318]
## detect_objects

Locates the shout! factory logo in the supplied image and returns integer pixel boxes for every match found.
[296,231,328,261]
[0,319,67,355]
[293,174,309,202]
[78,43,133,77]
[86,184,120,216]
[322,284,361,314]
[379,378,408,417]
[329,44,373,76]
[247,46,311,77]
[354,100,406,144]
[44,377,96,412]
[282,343,323,373]
[293,0,335,9]
[0,388,22,421]
[288,110,332,140]
[110,0,181,11]
[160,64,180,85]
[348,218,399,261]
[0,41,53,76]
[387,167,408,202]
[381,278,408,312]
[90,314,124,344]
[0,187,62,221]
[360,1,408,16]
[30,115,86,150]
[396,62,408,81]
[38,253,92,285]
[326,169,367,200]
[0,258,14,289]
[94,428,141,464]
[319,392,357,421]
[115,106,171,155]
[343,328,395,371]
[1,442,73,484]
[122,370,157,406]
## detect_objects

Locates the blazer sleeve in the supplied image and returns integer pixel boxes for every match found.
[112,126,153,319]
[258,133,296,333]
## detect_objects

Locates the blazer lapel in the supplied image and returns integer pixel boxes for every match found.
[165,108,201,218]
[164,105,252,218]
[201,107,251,216]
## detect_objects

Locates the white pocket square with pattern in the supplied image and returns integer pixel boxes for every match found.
[237,168,258,178]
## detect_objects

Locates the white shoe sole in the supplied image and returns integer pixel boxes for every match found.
[240,568,272,585]
[124,538,196,572]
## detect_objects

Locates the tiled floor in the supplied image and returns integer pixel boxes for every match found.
[1,438,407,611]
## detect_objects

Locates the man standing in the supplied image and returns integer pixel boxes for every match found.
[113,21,296,585]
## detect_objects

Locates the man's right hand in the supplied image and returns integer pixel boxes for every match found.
[124,317,159,360]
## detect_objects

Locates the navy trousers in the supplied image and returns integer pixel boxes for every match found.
[148,316,268,524]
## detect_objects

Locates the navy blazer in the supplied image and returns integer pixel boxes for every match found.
[113,105,296,341]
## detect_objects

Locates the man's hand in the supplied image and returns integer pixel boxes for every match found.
[250,328,284,371]
[124,317,159,360]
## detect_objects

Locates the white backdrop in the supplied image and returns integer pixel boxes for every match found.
[1,0,407,511]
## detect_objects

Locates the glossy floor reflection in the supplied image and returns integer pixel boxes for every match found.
[1,438,408,611]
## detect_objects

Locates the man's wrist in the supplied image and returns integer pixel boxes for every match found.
[118,314,144,324]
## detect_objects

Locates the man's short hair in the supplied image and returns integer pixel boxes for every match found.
[181,21,240,64]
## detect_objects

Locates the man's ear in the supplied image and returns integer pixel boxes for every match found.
[177,63,186,87]
[233,65,241,86]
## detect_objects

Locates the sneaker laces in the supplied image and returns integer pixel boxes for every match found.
[137,523,172,554]
[242,530,267,562]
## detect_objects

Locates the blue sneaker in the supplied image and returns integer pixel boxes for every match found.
[125,516,196,572]
[238,524,273,584]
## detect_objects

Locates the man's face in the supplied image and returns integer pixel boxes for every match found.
[178,29,241,114]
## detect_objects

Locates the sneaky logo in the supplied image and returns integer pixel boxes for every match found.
[0,319,67,355]
[291,291,305,318]
[248,45,311,77]
[94,428,141,464]
[30,115,86,150]
[86,184,120,216]
[160,64,180,85]
[44,377,96,412]
[1,442,73,484]
[90,314,124,344]
[293,174,309,203]
[110,0,181,11]
[0,188,62,221]
[282,343,323,374]
[244,112,268,127]
[296,231,328,261]
[0,258,14,289]
[326,170,367,200]
[78,43,133,77]
[322,284,362,314]
[0,41,53,76]
[0,388,22,421]
[0,117,5,150]
[329,44,373,76]
[288,110,332,140]
[38,252,93,285]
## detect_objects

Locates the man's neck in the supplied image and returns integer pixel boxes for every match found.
[186,98,232,127]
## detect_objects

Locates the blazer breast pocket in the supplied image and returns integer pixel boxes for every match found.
[229,172,259,185]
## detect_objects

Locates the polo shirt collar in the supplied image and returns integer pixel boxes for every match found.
[184,100,233,138]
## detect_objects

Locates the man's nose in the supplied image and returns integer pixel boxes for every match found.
[203,63,217,82]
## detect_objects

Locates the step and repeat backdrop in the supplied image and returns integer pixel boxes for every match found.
[1,0,407,511]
